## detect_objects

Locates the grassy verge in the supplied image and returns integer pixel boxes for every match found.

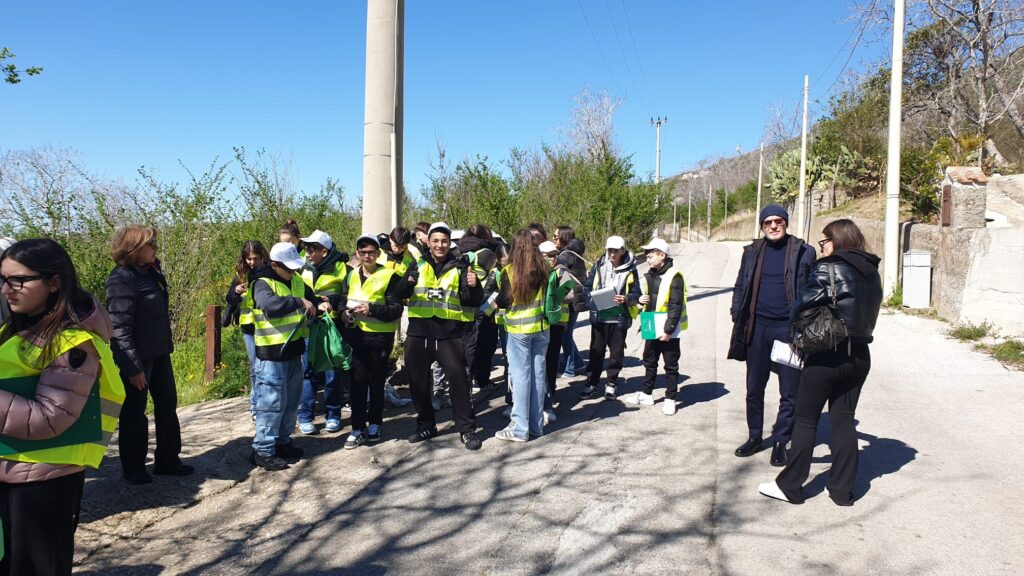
[159,325,252,411]
[975,339,1024,370]
[946,320,994,342]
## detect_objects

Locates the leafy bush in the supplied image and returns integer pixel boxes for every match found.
[991,339,1024,367]
[946,320,994,341]
[884,282,903,308]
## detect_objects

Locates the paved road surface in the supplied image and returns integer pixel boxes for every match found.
[75,241,1024,575]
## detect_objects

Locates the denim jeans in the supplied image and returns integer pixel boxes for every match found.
[559,310,584,375]
[506,330,549,438]
[243,331,257,415]
[252,356,303,456]
[298,345,342,423]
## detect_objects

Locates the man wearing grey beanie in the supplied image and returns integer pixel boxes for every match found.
[727,204,815,466]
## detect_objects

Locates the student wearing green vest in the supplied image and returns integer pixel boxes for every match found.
[340,235,405,449]
[405,222,484,451]
[249,242,319,471]
[224,240,270,421]
[624,238,688,415]
[296,230,350,435]
[0,238,125,575]
[580,235,641,401]
[539,241,578,425]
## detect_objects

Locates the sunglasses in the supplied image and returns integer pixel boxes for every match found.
[762,218,787,229]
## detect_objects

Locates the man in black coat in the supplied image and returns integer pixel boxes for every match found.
[728,205,815,466]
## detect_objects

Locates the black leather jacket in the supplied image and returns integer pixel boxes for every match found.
[106,261,175,376]
[792,249,883,345]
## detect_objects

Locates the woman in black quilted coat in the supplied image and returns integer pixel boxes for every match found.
[759,219,882,506]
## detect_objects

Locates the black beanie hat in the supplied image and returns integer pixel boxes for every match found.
[759,204,789,224]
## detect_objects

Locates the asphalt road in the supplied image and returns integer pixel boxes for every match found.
[75,241,1024,575]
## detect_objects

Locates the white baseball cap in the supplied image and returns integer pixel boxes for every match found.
[605,235,626,250]
[538,240,558,254]
[269,242,306,271]
[299,229,334,250]
[356,233,380,248]
[428,222,452,237]
[641,238,670,254]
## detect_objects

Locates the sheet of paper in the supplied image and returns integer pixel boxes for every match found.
[770,339,804,370]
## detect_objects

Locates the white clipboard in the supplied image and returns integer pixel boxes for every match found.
[590,287,617,310]
[770,340,804,370]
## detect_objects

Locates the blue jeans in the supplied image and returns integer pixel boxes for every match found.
[298,346,342,423]
[559,310,584,375]
[243,331,257,414]
[252,356,303,456]
[506,330,549,438]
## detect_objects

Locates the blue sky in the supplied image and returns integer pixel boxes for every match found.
[3,1,887,203]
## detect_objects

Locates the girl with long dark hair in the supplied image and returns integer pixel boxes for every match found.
[226,240,270,420]
[0,239,124,575]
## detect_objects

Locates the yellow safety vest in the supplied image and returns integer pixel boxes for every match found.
[251,276,308,359]
[346,266,399,333]
[591,264,639,319]
[408,259,473,323]
[378,249,416,277]
[501,267,547,335]
[301,261,348,318]
[238,284,255,327]
[639,265,689,331]
[0,326,125,469]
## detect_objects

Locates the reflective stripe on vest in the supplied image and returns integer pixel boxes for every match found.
[0,326,126,469]
[501,266,547,334]
[408,260,473,322]
[640,266,689,331]
[346,267,398,333]
[379,249,416,277]
[251,277,308,357]
[301,261,348,318]
[238,288,255,326]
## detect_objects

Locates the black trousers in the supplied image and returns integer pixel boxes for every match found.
[745,322,801,443]
[776,343,870,504]
[0,471,85,576]
[544,324,566,407]
[406,336,476,433]
[349,332,395,431]
[587,323,627,387]
[642,338,681,396]
[118,354,182,474]
[468,316,499,387]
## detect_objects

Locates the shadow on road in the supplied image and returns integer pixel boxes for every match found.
[804,416,918,500]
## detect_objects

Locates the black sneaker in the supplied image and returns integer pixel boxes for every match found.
[578,384,596,399]
[460,431,482,451]
[123,470,153,485]
[408,428,438,444]
[251,451,289,471]
[275,443,304,461]
[366,424,382,443]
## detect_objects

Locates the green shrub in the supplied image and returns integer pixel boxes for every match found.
[884,282,903,308]
[946,320,994,342]
[991,339,1024,366]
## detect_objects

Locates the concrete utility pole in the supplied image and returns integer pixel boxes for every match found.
[362,0,405,234]
[687,186,692,241]
[883,0,906,298]
[754,141,764,239]
[797,75,810,239]
[651,117,666,183]
[706,180,712,239]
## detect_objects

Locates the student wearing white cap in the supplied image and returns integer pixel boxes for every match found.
[339,234,406,449]
[296,230,351,435]
[579,235,640,400]
[624,238,688,415]
[404,222,485,450]
[248,242,321,471]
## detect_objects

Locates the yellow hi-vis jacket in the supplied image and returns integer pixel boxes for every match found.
[346,266,399,333]
[251,275,308,359]
[639,265,689,332]
[500,266,547,335]
[408,260,473,322]
[301,261,348,318]
[0,327,125,469]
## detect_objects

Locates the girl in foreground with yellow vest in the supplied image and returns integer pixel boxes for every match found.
[225,240,269,421]
[495,230,550,442]
[339,235,405,449]
[0,238,125,576]
[623,238,688,415]
[539,240,579,426]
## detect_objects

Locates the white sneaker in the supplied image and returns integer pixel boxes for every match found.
[543,409,557,425]
[662,398,677,415]
[623,391,654,406]
[758,481,793,503]
[604,385,616,400]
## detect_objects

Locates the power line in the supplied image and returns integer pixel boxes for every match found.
[602,0,652,117]
[619,0,658,114]
[813,0,878,103]
[575,0,645,121]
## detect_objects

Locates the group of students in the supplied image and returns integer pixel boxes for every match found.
[225,219,690,468]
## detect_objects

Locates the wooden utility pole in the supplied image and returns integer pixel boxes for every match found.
[797,75,809,238]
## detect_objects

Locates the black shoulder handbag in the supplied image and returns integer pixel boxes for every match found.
[790,263,848,355]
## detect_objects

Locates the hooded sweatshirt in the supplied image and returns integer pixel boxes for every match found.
[584,251,641,325]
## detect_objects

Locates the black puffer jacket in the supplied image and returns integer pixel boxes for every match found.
[106,261,174,377]
[556,239,588,313]
[792,249,883,345]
